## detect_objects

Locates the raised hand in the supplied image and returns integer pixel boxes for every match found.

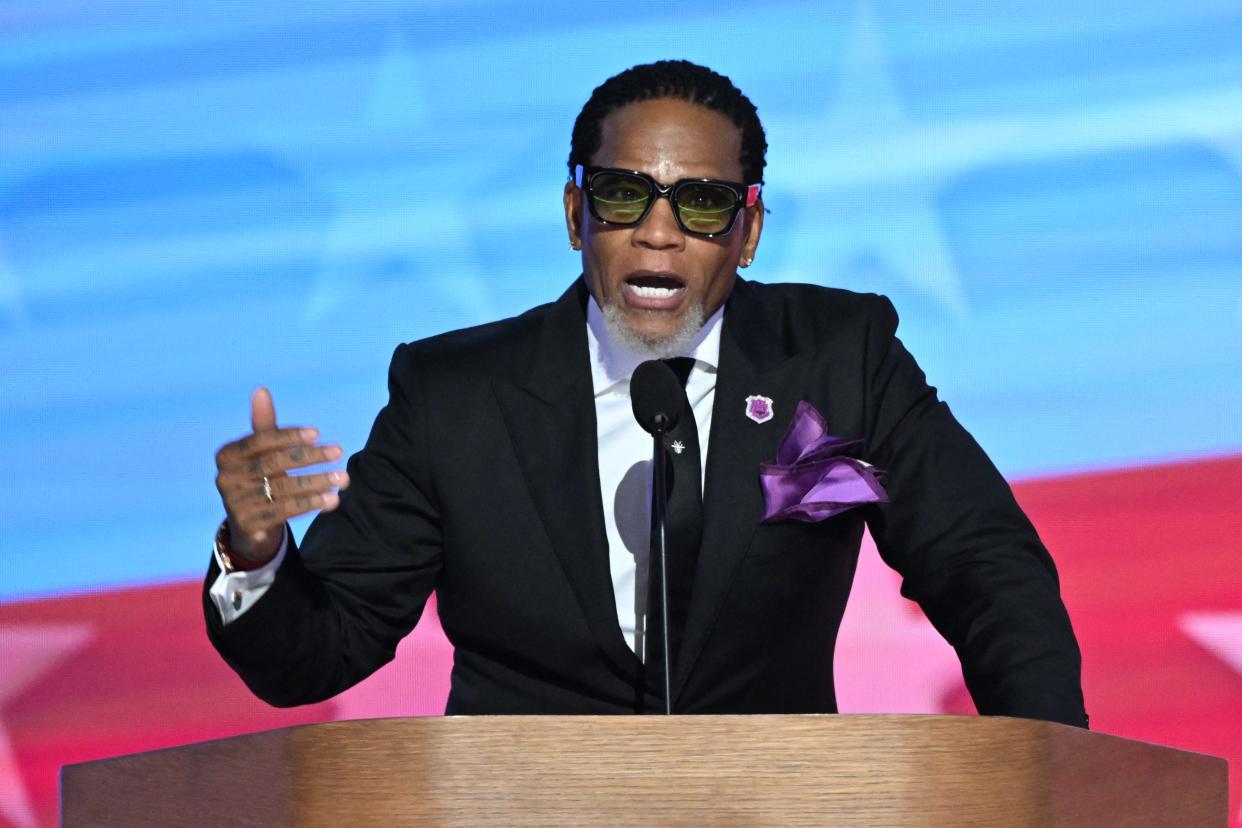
[213,387,349,564]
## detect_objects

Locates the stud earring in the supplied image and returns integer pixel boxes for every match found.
[569,240,581,251]
[740,256,753,268]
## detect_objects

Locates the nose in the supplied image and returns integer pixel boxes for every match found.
[631,194,684,250]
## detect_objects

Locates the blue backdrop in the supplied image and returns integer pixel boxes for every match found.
[2,0,1240,600]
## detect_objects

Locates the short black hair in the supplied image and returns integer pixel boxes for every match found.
[568,60,767,184]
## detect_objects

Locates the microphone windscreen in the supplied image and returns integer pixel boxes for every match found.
[630,360,683,434]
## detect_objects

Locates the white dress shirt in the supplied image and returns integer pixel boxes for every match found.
[585,300,721,652]
[210,298,724,657]
[208,530,287,623]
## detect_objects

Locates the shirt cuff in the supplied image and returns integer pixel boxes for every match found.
[207,527,288,625]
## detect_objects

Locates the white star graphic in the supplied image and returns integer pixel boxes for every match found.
[1181,612,1242,677]
[1179,612,1242,824]
[833,531,965,713]
[331,596,451,721]
[0,623,93,828]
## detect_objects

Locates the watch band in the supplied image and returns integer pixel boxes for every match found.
[213,520,274,573]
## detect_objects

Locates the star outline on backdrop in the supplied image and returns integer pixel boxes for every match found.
[768,0,1242,326]
[768,1,992,322]
[0,623,94,828]
[245,29,505,327]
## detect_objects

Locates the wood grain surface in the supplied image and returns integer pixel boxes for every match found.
[61,715,1227,826]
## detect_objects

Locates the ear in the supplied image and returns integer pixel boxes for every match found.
[563,179,583,248]
[739,197,764,263]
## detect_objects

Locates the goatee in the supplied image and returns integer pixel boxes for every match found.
[601,301,706,359]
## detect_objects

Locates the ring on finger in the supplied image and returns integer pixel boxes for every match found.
[262,475,274,503]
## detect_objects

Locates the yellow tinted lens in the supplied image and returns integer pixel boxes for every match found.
[591,172,650,223]
[676,183,736,233]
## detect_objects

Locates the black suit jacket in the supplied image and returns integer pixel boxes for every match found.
[206,277,1087,726]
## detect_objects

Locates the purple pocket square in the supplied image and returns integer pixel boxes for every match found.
[759,401,888,523]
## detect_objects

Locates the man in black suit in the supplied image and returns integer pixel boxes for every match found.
[207,61,1087,726]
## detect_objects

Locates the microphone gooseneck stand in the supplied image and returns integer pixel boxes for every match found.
[648,409,674,715]
[630,359,686,715]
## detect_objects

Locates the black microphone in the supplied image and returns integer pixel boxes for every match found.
[630,359,683,435]
[630,359,682,714]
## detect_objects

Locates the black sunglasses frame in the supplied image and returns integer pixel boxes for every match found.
[574,164,762,238]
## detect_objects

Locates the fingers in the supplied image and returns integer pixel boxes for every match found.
[268,470,349,498]
[217,426,318,467]
[219,387,350,552]
[215,426,320,468]
[241,443,343,477]
[251,386,277,433]
[218,470,350,500]
[224,470,350,546]
[216,447,345,499]
[234,489,343,537]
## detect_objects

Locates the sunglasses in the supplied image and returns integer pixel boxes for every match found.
[574,164,761,238]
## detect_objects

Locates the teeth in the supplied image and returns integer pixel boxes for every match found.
[629,284,682,298]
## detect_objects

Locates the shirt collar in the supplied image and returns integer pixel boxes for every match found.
[586,298,724,397]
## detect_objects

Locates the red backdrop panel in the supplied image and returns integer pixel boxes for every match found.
[1,455,1238,827]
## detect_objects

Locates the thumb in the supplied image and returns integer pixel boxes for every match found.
[250,386,278,433]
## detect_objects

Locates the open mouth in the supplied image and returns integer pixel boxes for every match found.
[624,272,686,303]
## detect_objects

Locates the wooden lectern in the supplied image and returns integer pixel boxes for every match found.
[61,715,1226,826]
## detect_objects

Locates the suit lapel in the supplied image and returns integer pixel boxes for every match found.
[673,278,803,700]
[492,280,639,679]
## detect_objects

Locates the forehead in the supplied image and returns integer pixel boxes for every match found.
[592,98,744,182]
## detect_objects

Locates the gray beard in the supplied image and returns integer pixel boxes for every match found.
[601,300,706,359]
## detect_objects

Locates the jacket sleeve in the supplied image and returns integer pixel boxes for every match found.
[203,343,443,707]
[860,296,1088,727]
